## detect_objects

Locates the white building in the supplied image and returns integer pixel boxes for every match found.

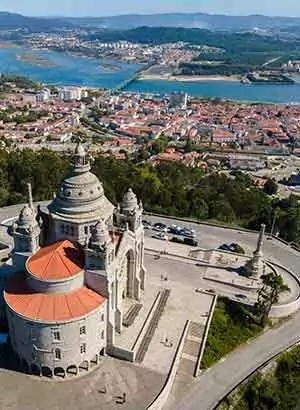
[4,143,146,378]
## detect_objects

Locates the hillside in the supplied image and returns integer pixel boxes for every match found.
[66,12,300,31]
[84,26,300,53]
[0,11,72,31]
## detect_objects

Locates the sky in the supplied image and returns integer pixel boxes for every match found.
[2,0,300,18]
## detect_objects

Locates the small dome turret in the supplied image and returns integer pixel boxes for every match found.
[18,204,36,227]
[121,188,138,213]
[90,219,110,246]
[75,142,86,158]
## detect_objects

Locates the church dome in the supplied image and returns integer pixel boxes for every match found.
[18,204,36,227]
[48,144,114,222]
[121,188,138,213]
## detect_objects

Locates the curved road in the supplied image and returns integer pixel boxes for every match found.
[169,311,300,410]
[2,205,300,410]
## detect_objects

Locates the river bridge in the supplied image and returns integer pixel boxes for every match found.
[110,63,155,95]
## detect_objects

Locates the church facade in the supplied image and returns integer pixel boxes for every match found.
[4,144,146,377]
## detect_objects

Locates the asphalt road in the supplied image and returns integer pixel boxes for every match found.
[144,214,300,277]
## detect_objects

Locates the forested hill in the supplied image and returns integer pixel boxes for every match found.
[0,149,300,246]
[85,27,300,52]
[0,12,72,31]
[67,12,300,31]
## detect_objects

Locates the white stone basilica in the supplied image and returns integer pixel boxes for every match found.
[4,144,146,378]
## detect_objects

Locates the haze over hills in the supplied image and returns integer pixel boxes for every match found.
[0,11,300,33]
[65,12,300,31]
[0,11,72,31]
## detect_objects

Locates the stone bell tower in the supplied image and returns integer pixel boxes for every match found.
[114,188,146,296]
[84,219,116,348]
[11,183,40,271]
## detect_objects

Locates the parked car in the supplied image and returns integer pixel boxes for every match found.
[142,220,152,229]
[218,244,232,252]
[218,243,245,254]
[152,232,169,241]
[235,294,247,300]
[153,222,168,232]
[195,288,204,293]
[171,236,185,244]
[168,225,182,235]
[206,289,216,294]
[180,227,196,238]
[183,237,199,247]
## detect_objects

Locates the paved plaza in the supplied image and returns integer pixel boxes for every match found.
[116,252,214,375]
[0,356,163,410]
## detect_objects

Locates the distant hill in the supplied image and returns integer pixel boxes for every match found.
[0,11,72,31]
[66,12,300,31]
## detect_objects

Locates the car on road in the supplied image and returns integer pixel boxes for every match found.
[142,220,152,229]
[168,225,182,235]
[235,294,247,300]
[183,237,199,247]
[195,288,204,293]
[206,289,216,294]
[152,232,169,241]
[153,222,168,232]
[181,228,196,238]
[171,236,185,244]
[218,243,245,254]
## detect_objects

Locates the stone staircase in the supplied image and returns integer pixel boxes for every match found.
[136,289,171,363]
[178,321,205,377]
[123,303,143,328]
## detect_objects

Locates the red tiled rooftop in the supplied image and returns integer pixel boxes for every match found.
[4,274,106,322]
[27,240,84,281]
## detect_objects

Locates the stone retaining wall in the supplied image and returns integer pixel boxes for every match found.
[146,320,190,410]
[194,294,217,377]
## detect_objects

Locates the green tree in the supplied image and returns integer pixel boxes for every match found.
[151,135,169,154]
[255,272,289,325]
[264,179,278,196]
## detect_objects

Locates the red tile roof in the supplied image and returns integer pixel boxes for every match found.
[4,274,106,322]
[27,240,84,281]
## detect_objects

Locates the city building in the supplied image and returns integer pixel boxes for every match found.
[4,143,146,378]
[169,91,188,110]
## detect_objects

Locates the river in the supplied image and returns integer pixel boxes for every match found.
[0,46,300,103]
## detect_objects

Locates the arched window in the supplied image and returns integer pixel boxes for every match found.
[101,330,105,340]
[101,313,104,322]
[55,348,61,360]
[60,224,64,234]
[70,226,74,236]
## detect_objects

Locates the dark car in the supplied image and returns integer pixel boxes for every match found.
[235,294,247,300]
[153,222,167,232]
[184,237,199,247]
[168,226,182,235]
[142,220,152,229]
[171,236,185,244]
[218,244,231,251]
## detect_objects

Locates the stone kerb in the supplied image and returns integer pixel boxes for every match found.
[268,261,300,318]
[194,293,218,378]
[146,320,190,410]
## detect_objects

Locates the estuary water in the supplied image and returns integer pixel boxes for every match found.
[0,46,140,88]
[1,46,300,103]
